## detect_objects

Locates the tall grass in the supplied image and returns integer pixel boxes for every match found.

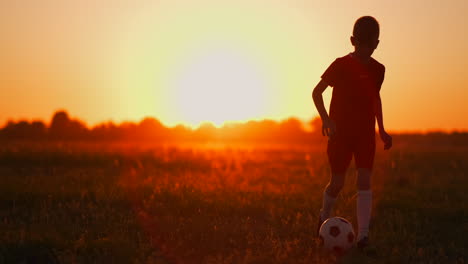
[0,141,466,263]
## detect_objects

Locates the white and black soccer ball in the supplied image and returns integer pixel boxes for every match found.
[318,217,355,254]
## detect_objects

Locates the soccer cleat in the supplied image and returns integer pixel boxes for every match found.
[356,236,369,249]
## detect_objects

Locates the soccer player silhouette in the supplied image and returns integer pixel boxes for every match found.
[312,16,392,249]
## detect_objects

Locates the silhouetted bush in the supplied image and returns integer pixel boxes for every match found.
[49,110,88,140]
[1,120,47,140]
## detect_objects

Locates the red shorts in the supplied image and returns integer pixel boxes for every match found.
[327,134,375,174]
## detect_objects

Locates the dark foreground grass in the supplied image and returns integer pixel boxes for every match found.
[0,141,467,263]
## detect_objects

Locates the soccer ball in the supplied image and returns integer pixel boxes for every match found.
[318,217,355,254]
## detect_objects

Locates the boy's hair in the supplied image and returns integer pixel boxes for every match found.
[353,16,380,44]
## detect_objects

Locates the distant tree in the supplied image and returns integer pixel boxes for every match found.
[278,118,305,141]
[49,110,88,140]
[309,117,322,133]
[0,120,47,140]
[49,111,70,139]
[169,124,191,141]
[30,121,47,139]
[90,122,120,140]
[193,122,217,141]
[2,121,27,139]
[116,122,139,141]
[308,116,323,139]
[243,119,278,141]
[137,117,167,140]
[218,122,246,141]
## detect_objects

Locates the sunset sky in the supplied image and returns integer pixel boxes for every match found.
[1,0,467,131]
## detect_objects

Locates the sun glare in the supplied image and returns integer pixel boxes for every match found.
[169,46,269,127]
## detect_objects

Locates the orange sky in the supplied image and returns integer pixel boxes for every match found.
[1,0,467,131]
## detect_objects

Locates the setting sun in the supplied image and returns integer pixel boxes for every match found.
[168,45,270,127]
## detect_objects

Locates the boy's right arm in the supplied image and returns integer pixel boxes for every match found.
[312,79,336,137]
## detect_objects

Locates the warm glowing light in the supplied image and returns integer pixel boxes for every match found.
[169,46,269,127]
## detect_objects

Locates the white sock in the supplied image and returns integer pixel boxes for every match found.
[357,190,372,240]
[320,191,337,221]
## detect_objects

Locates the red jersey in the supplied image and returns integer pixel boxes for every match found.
[321,53,385,138]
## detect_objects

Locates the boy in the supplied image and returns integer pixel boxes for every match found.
[312,16,392,248]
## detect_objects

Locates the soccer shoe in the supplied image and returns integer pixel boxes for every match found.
[356,236,369,249]
[356,236,378,257]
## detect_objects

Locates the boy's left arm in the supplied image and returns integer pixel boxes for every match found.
[375,92,392,150]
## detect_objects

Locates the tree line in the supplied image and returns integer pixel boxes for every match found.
[0,110,325,143]
[2,110,467,145]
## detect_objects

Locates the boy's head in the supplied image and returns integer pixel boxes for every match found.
[350,16,380,57]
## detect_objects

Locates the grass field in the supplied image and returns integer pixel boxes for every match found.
[0,140,467,263]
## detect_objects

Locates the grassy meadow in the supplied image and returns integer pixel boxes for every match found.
[0,139,467,263]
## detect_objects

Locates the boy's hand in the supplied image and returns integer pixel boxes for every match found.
[322,117,336,138]
[379,130,392,150]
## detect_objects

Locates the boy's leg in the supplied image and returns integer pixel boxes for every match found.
[356,168,372,242]
[317,172,346,236]
[318,136,352,235]
[320,172,346,221]
[321,137,352,222]
[354,135,375,244]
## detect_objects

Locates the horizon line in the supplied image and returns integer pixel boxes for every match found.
[1,109,467,134]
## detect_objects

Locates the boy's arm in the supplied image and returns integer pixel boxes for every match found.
[375,92,392,149]
[312,79,336,137]
[375,93,384,131]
